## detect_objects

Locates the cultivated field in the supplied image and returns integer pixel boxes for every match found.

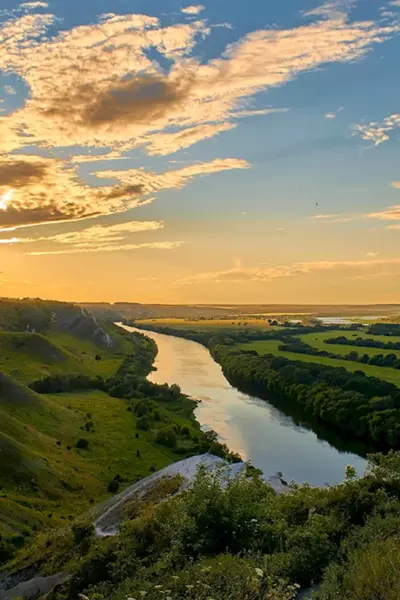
[136,317,278,330]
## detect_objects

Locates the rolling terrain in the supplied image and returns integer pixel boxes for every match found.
[0,300,224,566]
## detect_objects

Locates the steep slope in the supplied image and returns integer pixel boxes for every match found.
[0,299,114,350]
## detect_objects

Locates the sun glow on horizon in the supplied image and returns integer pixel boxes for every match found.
[0,189,14,211]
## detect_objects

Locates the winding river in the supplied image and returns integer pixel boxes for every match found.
[121,325,367,486]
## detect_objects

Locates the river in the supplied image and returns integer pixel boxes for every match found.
[121,325,367,486]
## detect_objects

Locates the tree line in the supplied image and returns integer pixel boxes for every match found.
[211,344,400,451]
[279,338,400,370]
[326,334,400,351]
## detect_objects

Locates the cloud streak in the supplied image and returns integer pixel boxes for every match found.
[0,219,185,254]
[173,257,400,286]
[0,155,248,229]
[27,241,183,256]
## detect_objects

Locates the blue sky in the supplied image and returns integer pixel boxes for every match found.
[0,0,399,303]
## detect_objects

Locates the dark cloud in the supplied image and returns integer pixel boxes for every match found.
[0,159,47,187]
[0,205,100,228]
[104,184,144,200]
[43,76,191,130]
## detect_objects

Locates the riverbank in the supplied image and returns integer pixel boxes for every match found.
[121,324,367,486]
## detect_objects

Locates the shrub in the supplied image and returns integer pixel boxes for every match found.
[107,480,120,493]
[76,438,89,450]
[72,522,95,545]
[137,416,150,431]
[181,425,191,437]
[156,426,177,448]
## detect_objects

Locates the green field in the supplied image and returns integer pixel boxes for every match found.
[238,339,400,386]
[136,317,277,330]
[300,330,400,359]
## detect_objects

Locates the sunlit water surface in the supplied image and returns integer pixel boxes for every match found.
[121,325,367,486]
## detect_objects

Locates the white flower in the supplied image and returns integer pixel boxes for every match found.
[154,586,163,590]
[171,576,179,580]
[186,585,194,590]
[254,568,264,578]
[166,597,173,600]
[139,593,147,597]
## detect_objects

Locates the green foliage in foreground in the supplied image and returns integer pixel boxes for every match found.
[5,452,400,600]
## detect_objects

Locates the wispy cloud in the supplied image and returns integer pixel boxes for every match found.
[0,5,398,157]
[0,219,185,255]
[354,113,400,145]
[181,5,205,15]
[173,257,400,286]
[20,1,49,8]
[27,241,183,256]
[0,155,248,230]
[367,206,400,220]
[325,106,344,119]
[0,2,398,239]
[304,1,354,19]
[307,214,342,219]
[307,213,355,223]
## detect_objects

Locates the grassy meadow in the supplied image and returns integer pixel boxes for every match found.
[237,339,400,386]
[300,330,400,354]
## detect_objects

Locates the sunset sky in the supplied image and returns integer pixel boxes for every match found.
[0,0,399,303]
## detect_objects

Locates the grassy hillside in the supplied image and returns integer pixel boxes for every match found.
[237,339,400,386]
[0,301,235,566]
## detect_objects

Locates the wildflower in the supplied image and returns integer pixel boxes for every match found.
[154,586,163,590]
[166,597,173,600]
[139,593,147,597]
[171,576,179,580]
[186,585,194,590]
[254,568,264,578]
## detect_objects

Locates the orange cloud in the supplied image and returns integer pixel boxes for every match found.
[0,219,184,255]
[27,241,183,256]
[0,155,248,229]
[368,205,400,220]
[0,6,398,156]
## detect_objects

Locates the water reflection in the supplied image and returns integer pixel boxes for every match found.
[121,325,367,486]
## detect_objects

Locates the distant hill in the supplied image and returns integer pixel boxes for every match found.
[80,301,400,320]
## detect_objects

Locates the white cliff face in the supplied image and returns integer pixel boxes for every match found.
[94,454,287,537]
[50,306,115,349]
